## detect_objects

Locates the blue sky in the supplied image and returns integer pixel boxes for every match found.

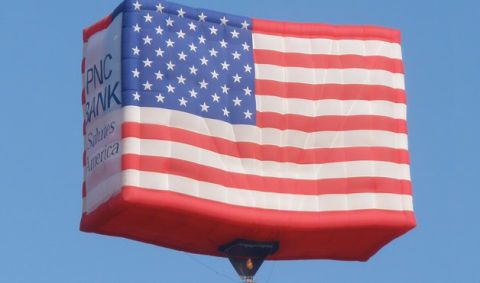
[1,0,479,282]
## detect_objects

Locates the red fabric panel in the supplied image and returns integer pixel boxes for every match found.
[83,15,113,43]
[82,182,86,198]
[81,89,86,105]
[81,58,85,74]
[255,80,407,103]
[81,187,415,260]
[254,50,404,73]
[253,19,401,43]
[256,113,408,133]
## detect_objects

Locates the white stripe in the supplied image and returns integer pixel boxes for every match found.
[123,170,413,212]
[85,153,121,187]
[85,173,123,213]
[122,138,411,180]
[253,33,402,59]
[255,64,405,90]
[257,96,406,119]
[124,106,409,149]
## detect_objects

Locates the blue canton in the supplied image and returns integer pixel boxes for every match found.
[122,0,256,124]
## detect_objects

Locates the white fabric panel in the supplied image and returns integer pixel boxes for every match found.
[255,64,405,90]
[253,33,403,59]
[257,96,407,119]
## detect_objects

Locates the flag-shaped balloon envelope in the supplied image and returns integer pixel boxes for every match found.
[81,0,415,280]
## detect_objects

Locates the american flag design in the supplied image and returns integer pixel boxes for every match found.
[81,0,415,260]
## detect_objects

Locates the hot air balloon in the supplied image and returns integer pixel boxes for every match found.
[81,1,415,281]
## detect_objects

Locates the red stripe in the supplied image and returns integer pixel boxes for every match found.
[82,182,87,197]
[122,122,409,164]
[257,112,408,133]
[83,150,86,167]
[121,154,412,195]
[253,50,404,73]
[81,187,415,259]
[83,15,113,42]
[81,89,86,105]
[256,80,406,103]
[81,58,85,74]
[253,19,401,43]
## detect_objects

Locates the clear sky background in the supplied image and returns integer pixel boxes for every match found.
[1,0,479,282]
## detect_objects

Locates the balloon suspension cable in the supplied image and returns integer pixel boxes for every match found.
[219,239,279,283]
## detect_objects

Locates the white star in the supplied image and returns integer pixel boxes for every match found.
[206,70,219,80]
[143,35,152,45]
[209,48,218,57]
[133,24,141,32]
[199,80,208,89]
[131,68,140,78]
[209,25,218,35]
[221,61,230,70]
[233,96,242,106]
[221,84,230,94]
[179,97,188,106]
[155,70,164,80]
[243,86,252,96]
[232,73,242,83]
[189,89,198,98]
[211,93,220,102]
[244,109,253,119]
[198,35,206,44]
[166,17,174,26]
[166,38,175,47]
[177,75,186,84]
[188,22,197,31]
[156,3,165,12]
[244,64,252,73]
[219,39,228,48]
[241,20,250,30]
[155,26,164,35]
[232,51,241,60]
[132,46,140,55]
[189,65,198,75]
[188,88,198,98]
[242,42,250,51]
[143,81,153,90]
[189,43,198,52]
[178,51,187,61]
[230,29,239,38]
[166,61,175,70]
[177,8,186,17]
[144,13,153,23]
[220,16,229,25]
[222,107,230,117]
[166,84,175,93]
[210,70,219,79]
[133,1,142,11]
[155,47,165,57]
[143,58,153,67]
[200,102,210,112]
[198,12,207,22]
[200,56,208,65]
[132,91,141,101]
[176,29,186,39]
[156,93,165,103]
